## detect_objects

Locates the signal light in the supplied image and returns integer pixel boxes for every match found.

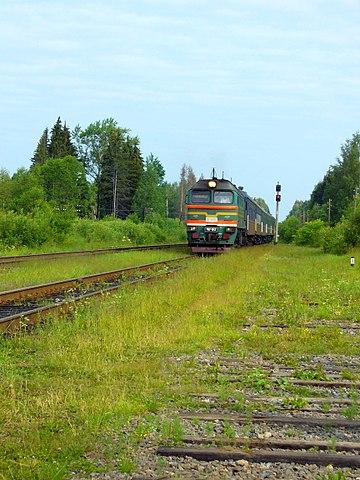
[276,194,281,202]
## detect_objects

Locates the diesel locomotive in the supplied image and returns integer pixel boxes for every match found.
[186,176,275,254]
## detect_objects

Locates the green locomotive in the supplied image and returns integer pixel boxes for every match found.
[186,176,275,253]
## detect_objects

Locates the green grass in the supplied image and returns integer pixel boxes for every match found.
[0,248,188,291]
[0,244,360,479]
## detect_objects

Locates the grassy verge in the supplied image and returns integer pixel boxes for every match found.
[0,248,189,291]
[0,245,359,479]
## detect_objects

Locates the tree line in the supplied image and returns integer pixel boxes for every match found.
[0,117,197,222]
[280,132,360,253]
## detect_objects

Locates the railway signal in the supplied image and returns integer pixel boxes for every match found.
[275,182,281,244]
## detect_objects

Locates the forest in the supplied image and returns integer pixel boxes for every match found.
[0,117,196,249]
[1,117,359,254]
[279,132,360,254]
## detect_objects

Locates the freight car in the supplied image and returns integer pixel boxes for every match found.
[186,176,275,254]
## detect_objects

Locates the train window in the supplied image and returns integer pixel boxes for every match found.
[214,191,233,204]
[191,190,210,203]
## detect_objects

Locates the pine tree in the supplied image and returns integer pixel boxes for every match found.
[48,117,77,159]
[116,136,144,219]
[32,128,49,166]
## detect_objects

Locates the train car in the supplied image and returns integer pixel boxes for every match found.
[185,176,275,254]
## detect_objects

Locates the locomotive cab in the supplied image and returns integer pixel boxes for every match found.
[186,178,241,253]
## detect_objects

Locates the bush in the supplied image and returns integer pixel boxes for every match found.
[70,216,186,247]
[343,206,360,248]
[293,220,325,247]
[0,204,76,248]
[279,215,300,243]
[321,224,348,255]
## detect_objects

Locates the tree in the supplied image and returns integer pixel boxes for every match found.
[72,118,125,183]
[115,136,144,219]
[73,119,132,217]
[48,117,77,159]
[32,128,49,166]
[32,119,77,167]
[132,155,166,219]
[37,156,93,215]
[9,168,45,213]
[307,132,360,224]
[95,130,144,219]
[164,181,180,218]
[0,169,12,211]
[179,164,197,220]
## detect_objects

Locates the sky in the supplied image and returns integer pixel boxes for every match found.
[1,0,360,219]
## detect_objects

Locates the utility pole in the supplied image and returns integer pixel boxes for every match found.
[274,182,281,244]
[355,187,359,212]
[328,198,332,226]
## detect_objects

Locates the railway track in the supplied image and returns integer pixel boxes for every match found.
[0,256,192,333]
[114,337,360,478]
[0,243,188,264]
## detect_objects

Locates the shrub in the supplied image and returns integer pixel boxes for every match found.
[321,224,348,255]
[293,220,325,247]
[70,217,186,247]
[343,206,360,248]
[279,215,300,243]
[0,205,76,248]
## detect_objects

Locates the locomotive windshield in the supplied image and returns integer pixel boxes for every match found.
[214,191,233,204]
[191,190,210,204]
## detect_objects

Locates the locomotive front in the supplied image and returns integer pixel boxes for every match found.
[186,178,243,254]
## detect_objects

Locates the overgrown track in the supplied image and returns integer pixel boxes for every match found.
[154,351,360,475]
[0,243,188,264]
[0,256,192,334]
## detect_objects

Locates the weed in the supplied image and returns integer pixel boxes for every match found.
[160,417,184,444]
[327,436,338,452]
[342,402,359,420]
[244,369,271,392]
[316,470,349,480]
[282,396,308,409]
[294,366,331,381]
[222,421,237,438]
[204,422,215,436]
[321,402,331,414]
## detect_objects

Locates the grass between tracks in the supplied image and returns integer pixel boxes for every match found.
[0,248,189,292]
[1,245,360,479]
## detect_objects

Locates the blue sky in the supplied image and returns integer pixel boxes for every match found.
[1,0,359,219]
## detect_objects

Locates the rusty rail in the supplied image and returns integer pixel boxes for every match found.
[0,243,188,264]
[0,257,191,333]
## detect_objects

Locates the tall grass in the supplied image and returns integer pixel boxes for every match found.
[0,245,360,479]
[0,248,188,291]
[0,214,186,255]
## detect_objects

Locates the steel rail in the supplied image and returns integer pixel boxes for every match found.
[0,243,188,264]
[0,256,190,305]
[0,257,191,333]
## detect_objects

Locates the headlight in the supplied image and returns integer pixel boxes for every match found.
[225,227,236,233]
[187,226,196,232]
